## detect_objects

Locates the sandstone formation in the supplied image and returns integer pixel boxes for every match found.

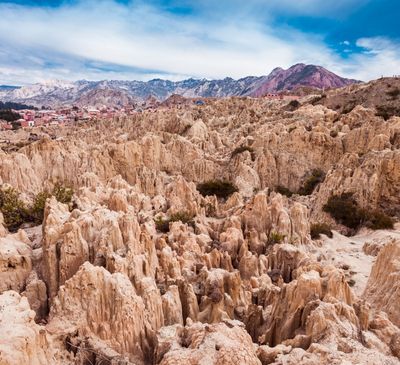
[0,88,399,364]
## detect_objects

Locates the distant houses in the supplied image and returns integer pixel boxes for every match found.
[263,93,299,100]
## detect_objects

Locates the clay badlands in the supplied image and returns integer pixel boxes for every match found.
[0,80,400,365]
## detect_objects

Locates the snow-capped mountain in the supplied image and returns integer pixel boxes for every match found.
[0,64,359,108]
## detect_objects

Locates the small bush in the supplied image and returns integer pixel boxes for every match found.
[330,130,338,138]
[386,88,400,99]
[0,184,74,231]
[197,180,238,199]
[155,211,195,233]
[288,126,297,133]
[286,99,300,111]
[323,193,364,229]
[323,193,394,231]
[0,109,21,122]
[298,169,325,196]
[31,191,52,224]
[347,279,356,287]
[363,210,394,230]
[52,184,73,205]
[0,186,30,232]
[154,216,170,233]
[268,231,285,245]
[376,105,400,121]
[231,146,254,160]
[31,185,73,224]
[342,101,356,114]
[276,185,293,198]
[310,223,333,239]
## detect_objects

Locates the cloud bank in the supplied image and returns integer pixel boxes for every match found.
[0,0,399,84]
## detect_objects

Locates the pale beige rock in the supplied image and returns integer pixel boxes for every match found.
[48,262,156,364]
[156,320,261,365]
[364,239,400,327]
[0,235,32,293]
[0,291,54,365]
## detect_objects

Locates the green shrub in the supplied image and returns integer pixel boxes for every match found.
[197,180,238,199]
[323,193,394,230]
[330,130,338,138]
[52,184,73,204]
[31,191,52,224]
[310,223,333,239]
[268,231,285,245]
[298,169,325,196]
[362,210,394,230]
[231,146,255,160]
[31,185,73,224]
[155,211,195,233]
[0,186,30,232]
[323,193,364,229]
[276,185,293,198]
[0,184,74,231]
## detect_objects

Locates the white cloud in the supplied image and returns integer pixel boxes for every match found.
[0,1,398,84]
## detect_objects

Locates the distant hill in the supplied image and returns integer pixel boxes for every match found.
[316,77,400,119]
[249,64,359,97]
[0,64,360,108]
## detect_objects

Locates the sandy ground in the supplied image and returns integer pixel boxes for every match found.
[312,223,400,296]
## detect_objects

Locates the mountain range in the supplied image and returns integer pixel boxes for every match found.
[0,64,359,108]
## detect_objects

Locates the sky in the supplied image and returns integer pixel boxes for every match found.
[0,0,399,85]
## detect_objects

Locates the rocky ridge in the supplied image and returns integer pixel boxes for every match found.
[0,64,358,108]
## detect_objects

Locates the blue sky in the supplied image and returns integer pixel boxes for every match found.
[0,0,399,85]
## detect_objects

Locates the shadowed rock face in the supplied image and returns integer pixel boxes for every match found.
[0,88,399,365]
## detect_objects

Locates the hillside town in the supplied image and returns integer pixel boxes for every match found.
[0,105,137,131]
[0,92,303,131]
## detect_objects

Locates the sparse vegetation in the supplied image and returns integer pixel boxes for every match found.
[268,231,285,245]
[310,223,333,239]
[341,101,356,114]
[276,185,293,197]
[52,184,74,205]
[197,180,238,199]
[0,186,30,232]
[376,105,400,120]
[288,126,297,133]
[364,210,395,230]
[154,211,195,233]
[30,191,52,223]
[386,88,400,99]
[323,193,365,230]
[231,146,255,160]
[0,109,21,122]
[323,193,394,231]
[330,130,338,138]
[298,169,325,196]
[286,99,300,111]
[347,279,356,287]
[0,184,74,231]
